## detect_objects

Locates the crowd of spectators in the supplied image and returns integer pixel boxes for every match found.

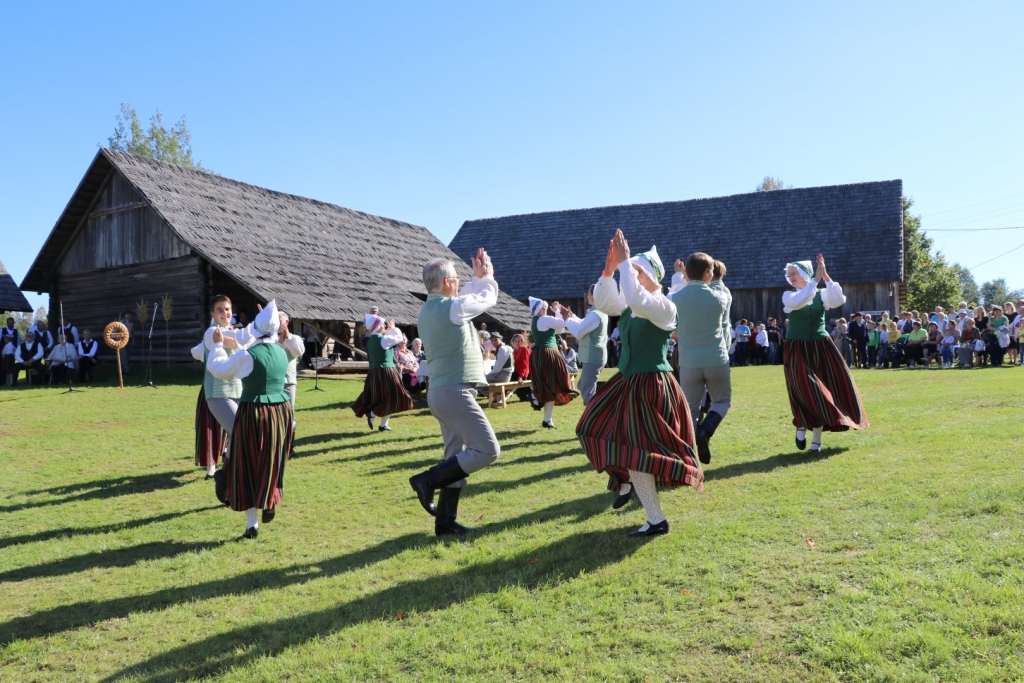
[1,315,104,387]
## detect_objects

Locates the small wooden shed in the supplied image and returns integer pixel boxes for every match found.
[21,150,531,362]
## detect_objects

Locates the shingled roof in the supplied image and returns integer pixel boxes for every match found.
[23,150,531,329]
[0,260,32,312]
[450,180,904,301]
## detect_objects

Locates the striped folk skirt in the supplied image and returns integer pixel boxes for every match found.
[194,387,226,468]
[784,338,868,432]
[352,367,414,418]
[226,401,294,512]
[529,347,578,406]
[576,371,703,491]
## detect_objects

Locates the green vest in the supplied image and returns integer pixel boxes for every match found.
[671,280,729,368]
[203,325,243,400]
[576,309,609,366]
[239,342,290,404]
[367,333,396,369]
[616,308,673,376]
[531,316,558,349]
[711,280,732,356]
[418,294,487,388]
[786,290,829,341]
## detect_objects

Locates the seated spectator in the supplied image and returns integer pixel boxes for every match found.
[511,333,533,402]
[987,305,1010,367]
[960,318,981,368]
[394,336,423,396]
[905,321,927,369]
[558,336,579,374]
[939,323,958,369]
[77,328,99,382]
[14,330,45,385]
[973,306,989,365]
[485,332,514,385]
[921,322,941,367]
[47,332,78,385]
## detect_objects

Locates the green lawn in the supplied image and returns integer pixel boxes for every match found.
[0,365,1022,682]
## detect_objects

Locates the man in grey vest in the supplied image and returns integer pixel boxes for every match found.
[564,283,609,405]
[409,249,501,535]
[669,252,731,464]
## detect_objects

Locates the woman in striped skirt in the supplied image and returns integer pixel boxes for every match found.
[783,254,868,452]
[577,230,703,537]
[352,313,414,432]
[194,389,226,475]
[527,297,578,429]
[207,300,294,539]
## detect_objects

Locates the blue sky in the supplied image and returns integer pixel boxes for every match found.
[2,1,1022,311]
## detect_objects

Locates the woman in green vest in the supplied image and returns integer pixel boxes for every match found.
[352,313,414,431]
[782,255,867,452]
[577,230,703,538]
[527,297,578,428]
[207,300,294,539]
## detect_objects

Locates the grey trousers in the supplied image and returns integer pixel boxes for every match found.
[285,383,296,410]
[677,365,731,425]
[485,368,512,384]
[427,383,501,488]
[206,397,238,433]
[579,362,604,406]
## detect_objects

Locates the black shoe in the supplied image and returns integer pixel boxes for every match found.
[795,431,807,451]
[611,485,634,510]
[530,394,542,411]
[409,457,469,517]
[204,473,215,480]
[378,425,392,432]
[242,526,258,539]
[695,410,724,465]
[541,420,555,429]
[627,520,669,537]
[367,414,374,430]
[262,509,275,524]
[213,469,230,506]
[435,487,475,536]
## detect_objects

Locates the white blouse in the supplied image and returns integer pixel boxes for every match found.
[782,279,846,313]
[593,261,676,332]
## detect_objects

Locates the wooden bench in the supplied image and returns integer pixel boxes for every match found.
[486,380,532,409]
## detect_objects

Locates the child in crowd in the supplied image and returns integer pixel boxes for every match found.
[940,326,958,369]
[866,321,879,368]
[877,323,890,368]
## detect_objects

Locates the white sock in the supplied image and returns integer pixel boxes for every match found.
[796,428,807,441]
[812,427,823,445]
[206,464,217,476]
[245,508,259,529]
[380,415,390,428]
[543,402,554,422]
[628,471,666,525]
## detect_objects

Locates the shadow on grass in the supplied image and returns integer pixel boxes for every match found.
[703,446,849,482]
[468,463,590,495]
[0,492,613,646]
[2,471,194,514]
[0,541,225,583]
[0,505,222,550]
[297,400,355,413]
[100,525,643,683]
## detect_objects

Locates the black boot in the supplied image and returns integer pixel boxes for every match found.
[435,486,475,536]
[213,469,230,506]
[695,411,724,465]
[409,457,469,517]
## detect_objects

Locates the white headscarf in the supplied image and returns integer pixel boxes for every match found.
[785,261,814,286]
[253,300,280,342]
[630,245,664,283]
[364,313,383,334]
[529,297,547,316]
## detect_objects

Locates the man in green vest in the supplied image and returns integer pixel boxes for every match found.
[669,252,731,465]
[409,249,501,536]
[564,283,609,406]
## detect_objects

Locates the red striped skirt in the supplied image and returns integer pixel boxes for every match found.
[529,347,578,406]
[576,371,703,491]
[784,338,868,432]
[352,367,414,418]
[226,401,293,512]
[194,387,225,468]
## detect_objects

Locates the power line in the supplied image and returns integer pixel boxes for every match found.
[921,191,1024,218]
[921,203,1024,229]
[927,225,1024,233]
[967,240,1024,270]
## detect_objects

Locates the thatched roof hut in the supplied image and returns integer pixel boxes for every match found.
[0,260,32,313]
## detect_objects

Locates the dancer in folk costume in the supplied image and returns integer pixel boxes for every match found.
[409,249,501,536]
[577,230,703,537]
[783,254,867,451]
[190,295,249,480]
[352,314,414,432]
[527,297,579,428]
[206,300,294,539]
[564,284,609,406]
[277,311,304,458]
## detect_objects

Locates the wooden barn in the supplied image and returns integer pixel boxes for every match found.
[0,260,32,313]
[449,180,905,325]
[21,149,531,363]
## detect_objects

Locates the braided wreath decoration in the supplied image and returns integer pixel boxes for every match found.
[103,321,130,350]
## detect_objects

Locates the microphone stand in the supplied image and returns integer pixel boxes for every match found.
[145,302,158,388]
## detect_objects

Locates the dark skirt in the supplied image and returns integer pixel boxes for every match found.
[352,367,414,418]
[784,338,868,432]
[576,371,703,491]
[226,401,293,512]
[529,347,578,406]
[194,387,225,468]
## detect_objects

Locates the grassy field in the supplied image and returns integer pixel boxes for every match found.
[0,364,1022,682]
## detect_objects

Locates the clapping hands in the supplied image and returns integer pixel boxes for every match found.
[472,248,494,279]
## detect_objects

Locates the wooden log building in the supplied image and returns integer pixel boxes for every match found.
[449,180,906,325]
[21,149,532,363]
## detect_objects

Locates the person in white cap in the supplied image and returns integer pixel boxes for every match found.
[527,296,578,428]
[783,254,867,452]
[577,230,703,537]
[351,312,413,431]
[409,249,501,536]
[563,283,609,406]
[206,300,294,539]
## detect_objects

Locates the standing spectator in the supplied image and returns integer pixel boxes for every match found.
[877,321,890,368]
[973,306,989,366]
[837,322,854,367]
[301,323,320,365]
[30,320,54,359]
[765,318,782,365]
[118,310,134,374]
[77,328,99,382]
[1,317,18,386]
[734,319,751,366]
[866,321,880,368]
[1003,302,1019,365]
[848,312,867,368]
[753,324,768,365]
